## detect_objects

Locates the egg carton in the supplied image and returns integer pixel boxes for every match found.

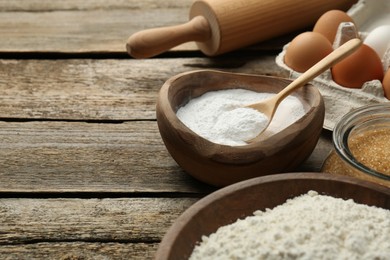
[275,0,389,131]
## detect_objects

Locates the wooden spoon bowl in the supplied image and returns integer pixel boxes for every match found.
[156,70,325,187]
[155,172,390,259]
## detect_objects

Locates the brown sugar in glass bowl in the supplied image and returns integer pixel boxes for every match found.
[156,70,325,187]
[322,103,390,187]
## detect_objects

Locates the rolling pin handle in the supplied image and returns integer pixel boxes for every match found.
[126,16,211,59]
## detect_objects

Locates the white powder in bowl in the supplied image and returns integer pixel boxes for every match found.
[189,191,390,260]
[176,89,305,146]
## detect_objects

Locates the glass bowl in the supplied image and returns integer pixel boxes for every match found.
[322,103,390,187]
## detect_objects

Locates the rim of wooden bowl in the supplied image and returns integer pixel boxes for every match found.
[155,172,390,260]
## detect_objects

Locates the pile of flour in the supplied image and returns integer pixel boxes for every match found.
[189,190,390,260]
[176,89,305,146]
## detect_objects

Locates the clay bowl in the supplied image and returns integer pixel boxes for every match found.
[156,70,325,187]
[155,172,390,259]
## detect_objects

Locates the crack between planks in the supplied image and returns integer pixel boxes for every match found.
[0,191,211,199]
[0,238,161,246]
[0,48,276,60]
[0,118,156,124]
[0,50,205,60]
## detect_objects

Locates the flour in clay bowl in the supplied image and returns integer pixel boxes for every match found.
[189,190,390,260]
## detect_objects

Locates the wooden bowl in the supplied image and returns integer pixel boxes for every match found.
[156,70,325,187]
[155,172,390,260]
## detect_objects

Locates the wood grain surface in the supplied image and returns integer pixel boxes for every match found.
[0,198,197,243]
[0,198,196,259]
[0,120,215,194]
[0,243,157,260]
[0,0,337,258]
[0,0,191,53]
[0,56,285,120]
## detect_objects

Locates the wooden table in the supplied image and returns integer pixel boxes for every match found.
[0,1,333,259]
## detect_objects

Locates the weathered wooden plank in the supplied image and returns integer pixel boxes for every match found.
[0,120,331,193]
[0,0,190,11]
[0,56,286,120]
[0,9,190,53]
[0,197,197,245]
[0,120,213,193]
[0,242,158,260]
[0,0,194,53]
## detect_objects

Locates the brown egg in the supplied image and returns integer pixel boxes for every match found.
[383,68,390,99]
[284,32,333,73]
[313,10,355,44]
[331,44,384,88]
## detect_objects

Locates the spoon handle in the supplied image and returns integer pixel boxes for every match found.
[275,38,362,103]
[126,16,211,59]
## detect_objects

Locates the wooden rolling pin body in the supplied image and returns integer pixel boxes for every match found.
[127,0,357,58]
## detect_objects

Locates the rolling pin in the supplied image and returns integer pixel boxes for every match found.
[126,0,357,58]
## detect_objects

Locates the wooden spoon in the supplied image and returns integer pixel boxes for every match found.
[246,38,362,141]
